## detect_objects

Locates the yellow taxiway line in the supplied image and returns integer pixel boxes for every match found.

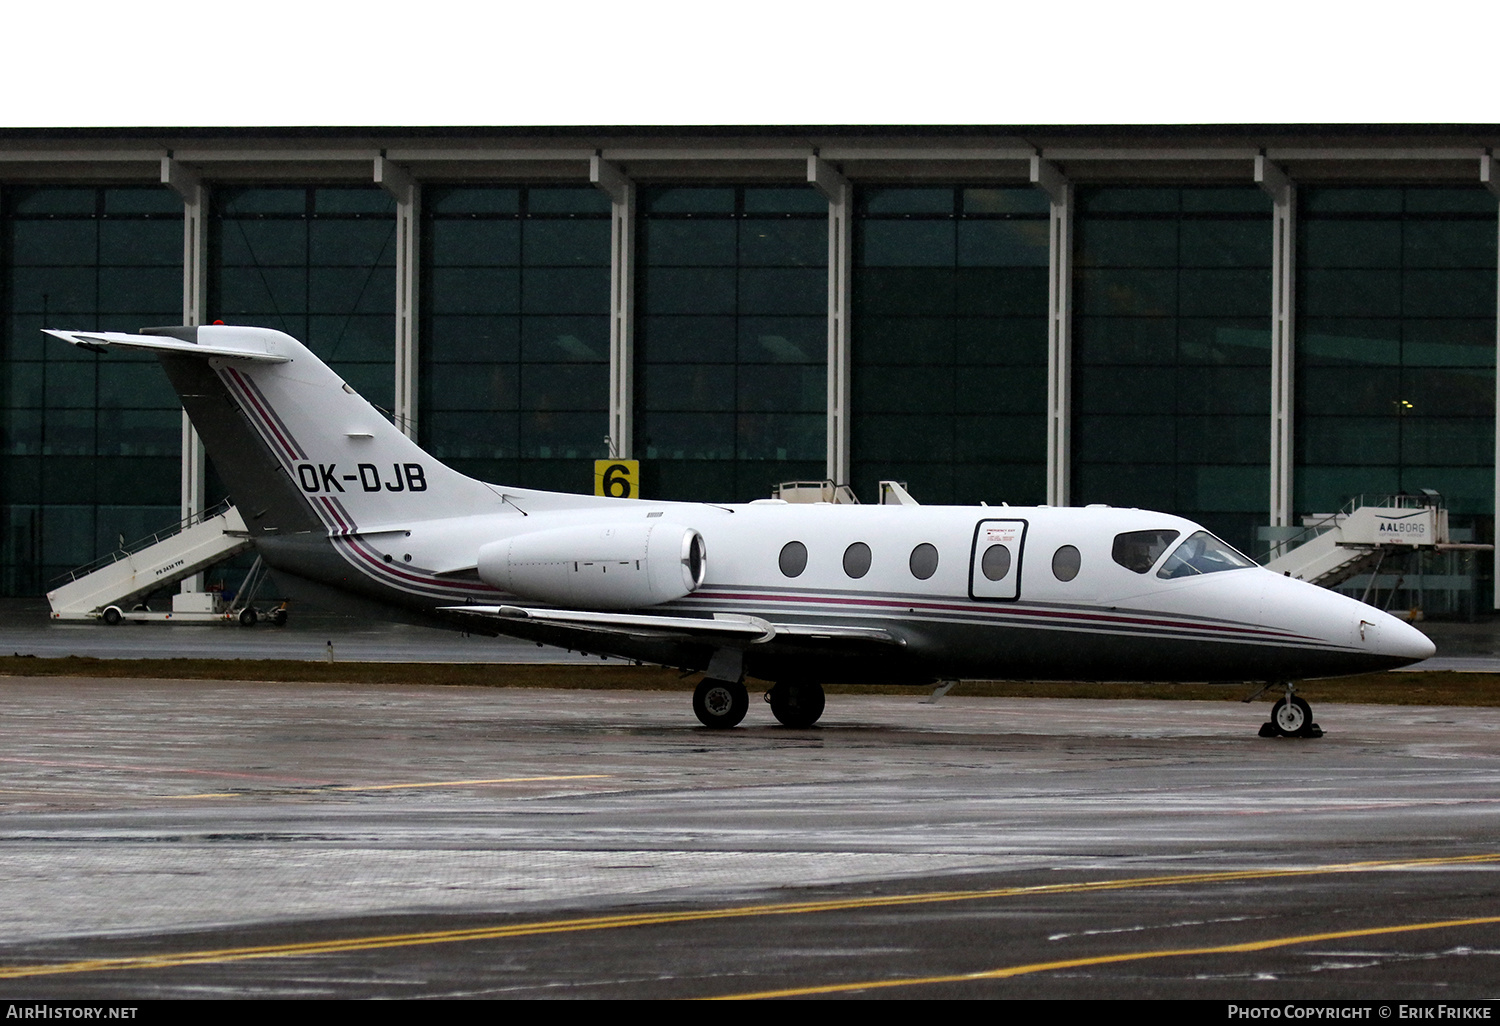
[165,773,611,799]
[0,852,1496,981]
[713,915,1500,999]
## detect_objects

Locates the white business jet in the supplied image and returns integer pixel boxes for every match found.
[46,325,1435,735]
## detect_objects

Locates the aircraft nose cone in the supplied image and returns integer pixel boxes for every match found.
[1360,612,1436,665]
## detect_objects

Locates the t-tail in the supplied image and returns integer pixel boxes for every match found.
[44,325,524,535]
[42,325,619,620]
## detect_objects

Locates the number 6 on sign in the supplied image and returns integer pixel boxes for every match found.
[594,460,640,499]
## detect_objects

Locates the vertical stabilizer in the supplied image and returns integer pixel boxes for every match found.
[190,325,509,533]
[48,325,511,535]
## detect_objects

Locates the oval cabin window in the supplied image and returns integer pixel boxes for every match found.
[843,542,872,579]
[909,543,939,580]
[779,540,808,578]
[1052,544,1081,582]
[980,543,1011,581]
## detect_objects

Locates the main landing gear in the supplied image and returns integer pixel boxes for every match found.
[766,681,825,728]
[693,678,749,729]
[1250,681,1323,738]
[691,678,827,729]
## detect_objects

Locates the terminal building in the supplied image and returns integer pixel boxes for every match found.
[2,126,1496,607]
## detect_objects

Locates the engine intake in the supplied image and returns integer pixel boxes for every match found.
[477,521,706,609]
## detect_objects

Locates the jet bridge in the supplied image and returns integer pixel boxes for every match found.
[1262,493,1484,590]
[46,501,256,623]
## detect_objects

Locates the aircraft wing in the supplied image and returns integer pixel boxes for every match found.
[439,604,903,647]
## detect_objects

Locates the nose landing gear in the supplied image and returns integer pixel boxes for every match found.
[1249,681,1323,738]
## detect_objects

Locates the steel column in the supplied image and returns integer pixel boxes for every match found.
[1033,157,1072,507]
[376,156,419,440]
[163,158,208,592]
[1258,155,1296,541]
[808,156,852,487]
[592,156,635,459]
[1482,153,1500,608]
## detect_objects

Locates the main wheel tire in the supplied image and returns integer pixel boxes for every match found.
[238,607,258,627]
[101,606,123,626]
[270,608,288,627]
[1271,695,1313,737]
[769,681,825,728]
[693,678,748,729]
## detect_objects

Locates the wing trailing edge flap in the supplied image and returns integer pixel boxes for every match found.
[439,605,903,647]
[43,330,290,363]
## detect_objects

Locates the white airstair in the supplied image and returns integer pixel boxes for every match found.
[1264,494,1462,588]
[47,501,254,623]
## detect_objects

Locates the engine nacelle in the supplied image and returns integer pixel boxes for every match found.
[476,521,706,609]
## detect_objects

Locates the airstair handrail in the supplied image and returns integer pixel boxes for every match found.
[50,499,237,586]
[1259,495,1357,564]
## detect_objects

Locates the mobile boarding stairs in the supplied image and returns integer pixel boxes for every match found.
[46,500,277,625]
[1263,492,1488,593]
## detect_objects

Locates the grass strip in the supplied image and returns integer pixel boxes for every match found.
[0,656,1496,706]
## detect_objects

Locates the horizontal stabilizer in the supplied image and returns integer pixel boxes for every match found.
[43,329,291,364]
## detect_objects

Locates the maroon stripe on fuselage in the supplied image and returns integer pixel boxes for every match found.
[212,364,500,601]
[335,533,499,596]
[680,588,1314,644]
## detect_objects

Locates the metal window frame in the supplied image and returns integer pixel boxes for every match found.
[376,156,420,441]
[163,158,209,593]
[4,135,1492,574]
[1257,156,1296,544]
[809,156,851,487]
[591,156,635,460]
[1032,157,1073,507]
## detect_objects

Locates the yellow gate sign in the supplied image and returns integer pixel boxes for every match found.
[594,459,640,499]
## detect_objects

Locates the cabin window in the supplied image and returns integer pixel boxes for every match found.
[843,542,872,579]
[1157,531,1256,580]
[1052,545,1081,582]
[1112,530,1179,573]
[980,544,1011,581]
[909,543,939,580]
[779,540,808,577]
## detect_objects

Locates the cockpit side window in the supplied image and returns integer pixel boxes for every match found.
[1157,531,1256,580]
[1112,530,1179,574]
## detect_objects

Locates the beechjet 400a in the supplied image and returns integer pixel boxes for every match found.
[46,325,1436,735]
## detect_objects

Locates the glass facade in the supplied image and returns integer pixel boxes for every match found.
[2,187,183,594]
[637,186,827,502]
[1073,187,1272,554]
[852,187,1049,506]
[421,186,611,492]
[1296,187,1497,519]
[0,155,1496,602]
[211,186,397,409]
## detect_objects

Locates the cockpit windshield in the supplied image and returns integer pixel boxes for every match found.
[1156,531,1257,580]
[1112,530,1180,574]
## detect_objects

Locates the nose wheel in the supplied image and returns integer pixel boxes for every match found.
[1254,683,1323,738]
